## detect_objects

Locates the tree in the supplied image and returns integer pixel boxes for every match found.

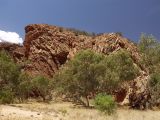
[53,49,138,106]
[16,72,32,102]
[0,51,52,103]
[138,33,160,73]
[31,76,51,101]
[147,73,160,106]
[0,50,20,103]
[54,50,105,106]
[100,49,139,94]
[138,33,157,53]
[0,50,20,87]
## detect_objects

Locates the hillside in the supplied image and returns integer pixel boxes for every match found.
[0,24,149,106]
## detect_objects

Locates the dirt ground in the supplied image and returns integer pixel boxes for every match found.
[0,102,160,120]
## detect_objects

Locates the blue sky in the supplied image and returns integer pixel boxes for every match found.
[0,0,160,43]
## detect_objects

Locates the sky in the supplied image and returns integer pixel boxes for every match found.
[0,0,160,43]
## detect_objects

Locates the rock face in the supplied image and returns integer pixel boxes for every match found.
[0,24,149,105]
[23,24,144,77]
[0,42,25,62]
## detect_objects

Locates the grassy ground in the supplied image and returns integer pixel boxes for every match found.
[0,101,160,120]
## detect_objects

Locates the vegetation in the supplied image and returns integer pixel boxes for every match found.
[100,49,139,94]
[0,51,51,103]
[53,50,105,106]
[0,89,14,104]
[67,28,96,36]
[0,50,20,103]
[138,33,160,73]
[1,32,160,111]
[148,73,160,106]
[0,50,20,88]
[53,49,138,107]
[31,76,51,101]
[94,93,116,115]
[138,33,160,107]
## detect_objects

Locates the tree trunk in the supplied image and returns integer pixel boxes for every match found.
[86,96,90,107]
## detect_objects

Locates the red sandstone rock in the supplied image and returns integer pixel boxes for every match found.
[0,24,149,105]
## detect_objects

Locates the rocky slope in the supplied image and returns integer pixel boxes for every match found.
[0,24,149,105]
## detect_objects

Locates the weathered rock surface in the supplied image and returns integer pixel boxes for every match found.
[0,24,149,105]
[0,42,25,62]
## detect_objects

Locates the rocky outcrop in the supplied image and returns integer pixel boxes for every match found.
[22,24,144,77]
[0,42,25,62]
[0,24,149,105]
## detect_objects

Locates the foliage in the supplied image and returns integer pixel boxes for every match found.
[0,51,20,103]
[0,50,52,103]
[16,73,32,101]
[100,49,139,93]
[94,93,116,115]
[0,50,20,88]
[138,33,160,107]
[68,28,96,36]
[138,33,160,73]
[106,49,139,81]
[54,50,105,106]
[31,76,51,101]
[148,73,160,106]
[0,88,14,104]
[54,49,138,106]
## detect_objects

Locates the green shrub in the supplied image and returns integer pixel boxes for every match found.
[16,73,32,101]
[0,89,14,104]
[148,73,160,106]
[138,33,160,73]
[54,49,138,106]
[0,50,20,104]
[31,76,51,101]
[94,93,116,115]
[99,49,139,94]
[53,50,105,106]
[0,50,20,87]
[0,51,52,103]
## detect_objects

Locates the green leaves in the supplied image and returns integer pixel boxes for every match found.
[138,33,160,73]
[94,93,116,115]
[54,49,138,106]
[0,51,20,88]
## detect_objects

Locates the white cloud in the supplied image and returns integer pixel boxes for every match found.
[0,30,23,44]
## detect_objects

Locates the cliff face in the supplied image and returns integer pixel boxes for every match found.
[22,24,144,77]
[0,24,148,104]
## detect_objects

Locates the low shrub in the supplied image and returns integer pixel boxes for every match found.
[94,93,116,115]
[148,73,160,106]
[0,89,14,104]
[31,76,51,101]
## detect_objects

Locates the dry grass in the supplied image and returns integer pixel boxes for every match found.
[0,101,160,120]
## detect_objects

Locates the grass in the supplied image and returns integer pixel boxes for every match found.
[0,101,160,120]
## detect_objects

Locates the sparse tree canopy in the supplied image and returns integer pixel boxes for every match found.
[99,49,139,93]
[54,50,105,106]
[53,49,138,106]
[138,33,160,73]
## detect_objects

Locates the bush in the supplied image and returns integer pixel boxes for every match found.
[148,73,160,106]
[99,49,139,94]
[138,33,160,73]
[0,51,52,103]
[67,28,96,36]
[54,50,105,106]
[54,49,139,106]
[94,93,116,115]
[0,51,20,104]
[31,76,51,101]
[0,89,14,104]
[16,73,32,102]
[0,50,20,87]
